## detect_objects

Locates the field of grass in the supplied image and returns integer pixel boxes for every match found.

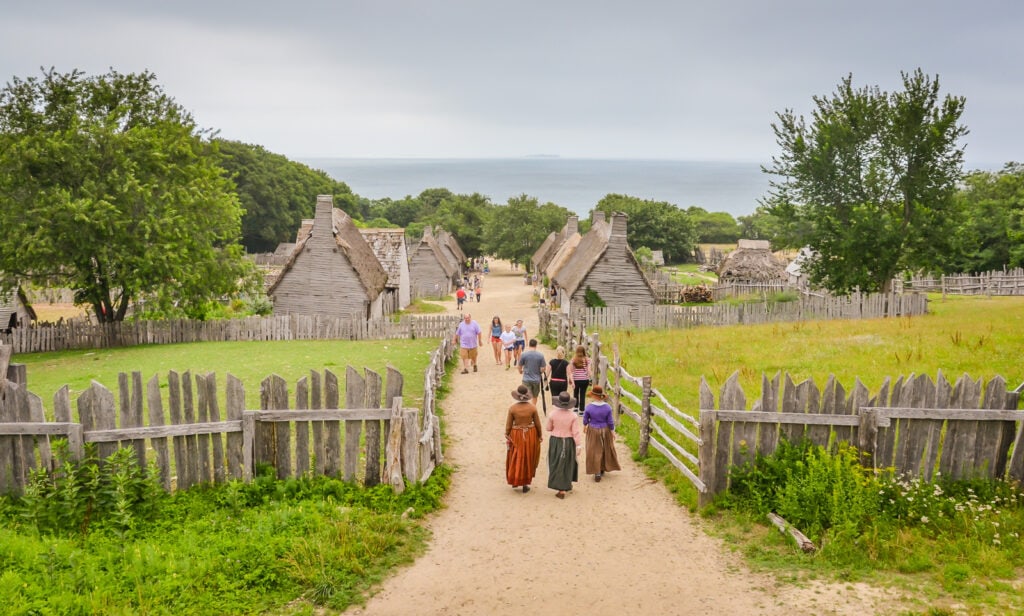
[664,263,717,285]
[15,338,441,417]
[597,294,1024,613]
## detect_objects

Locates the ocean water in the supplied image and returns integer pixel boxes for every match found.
[302,158,770,219]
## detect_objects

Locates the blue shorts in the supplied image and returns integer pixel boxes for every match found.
[514,340,525,349]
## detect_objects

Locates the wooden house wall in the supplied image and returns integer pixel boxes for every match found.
[568,250,656,311]
[272,235,371,319]
[410,247,452,295]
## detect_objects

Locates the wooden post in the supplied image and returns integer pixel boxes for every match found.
[226,374,245,480]
[858,408,879,471]
[612,344,623,421]
[364,369,383,487]
[638,376,653,458]
[385,396,405,493]
[697,377,716,509]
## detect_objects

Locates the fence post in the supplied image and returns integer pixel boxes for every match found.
[638,376,653,458]
[857,408,878,471]
[612,345,622,421]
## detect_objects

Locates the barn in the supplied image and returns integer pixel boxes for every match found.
[268,195,389,319]
[552,212,656,313]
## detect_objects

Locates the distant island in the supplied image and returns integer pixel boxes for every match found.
[523,154,561,159]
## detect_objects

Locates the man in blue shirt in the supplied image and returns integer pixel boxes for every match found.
[453,312,483,374]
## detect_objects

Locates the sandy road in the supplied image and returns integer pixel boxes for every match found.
[347,263,898,616]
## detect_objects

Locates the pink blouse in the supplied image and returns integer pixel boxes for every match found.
[545,408,583,445]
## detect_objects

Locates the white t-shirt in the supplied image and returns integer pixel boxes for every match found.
[499,330,517,350]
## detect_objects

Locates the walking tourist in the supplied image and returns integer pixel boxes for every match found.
[546,391,583,499]
[567,345,592,414]
[475,282,482,302]
[505,385,543,493]
[453,312,483,374]
[456,286,467,311]
[518,339,547,406]
[489,316,503,365]
[582,385,621,482]
[511,319,527,366]
[500,324,517,369]
[547,346,570,402]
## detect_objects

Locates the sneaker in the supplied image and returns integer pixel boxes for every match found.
[473,365,478,372]
[461,369,469,374]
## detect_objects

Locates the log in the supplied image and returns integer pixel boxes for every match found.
[767,512,816,553]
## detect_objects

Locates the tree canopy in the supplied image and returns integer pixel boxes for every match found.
[483,194,571,270]
[763,70,967,293]
[215,139,356,252]
[950,163,1024,273]
[594,194,697,263]
[686,206,741,243]
[0,68,256,321]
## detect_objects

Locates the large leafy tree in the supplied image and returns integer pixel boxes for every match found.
[215,140,356,252]
[949,163,1024,273]
[427,192,495,257]
[483,194,571,270]
[0,68,255,321]
[763,70,967,293]
[686,206,741,243]
[594,194,697,263]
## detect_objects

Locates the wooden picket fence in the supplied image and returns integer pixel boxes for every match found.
[0,313,461,354]
[533,322,1024,510]
[0,337,456,496]
[897,268,1024,296]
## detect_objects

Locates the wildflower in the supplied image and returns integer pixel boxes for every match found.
[921,516,929,524]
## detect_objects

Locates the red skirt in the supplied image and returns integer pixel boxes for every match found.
[506,424,541,487]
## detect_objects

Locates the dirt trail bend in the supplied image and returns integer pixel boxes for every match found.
[348,263,896,616]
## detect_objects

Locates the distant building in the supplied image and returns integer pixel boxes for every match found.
[359,228,412,312]
[409,226,459,299]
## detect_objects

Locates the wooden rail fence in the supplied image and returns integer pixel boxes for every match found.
[0,314,460,354]
[0,336,456,496]
[897,268,1024,296]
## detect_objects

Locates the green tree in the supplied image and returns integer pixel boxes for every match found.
[427,192,495,257]
[215,140,356,252]
[0,68,256,321]
[950,163,1024,272]
[594,194,697,263]
[763,70,967,293]
[483,194,571,270]
[686,207,741,243]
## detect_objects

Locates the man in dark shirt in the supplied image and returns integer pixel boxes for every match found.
[517,338,547,406]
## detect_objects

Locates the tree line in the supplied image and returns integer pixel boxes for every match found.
[2,67,1021,321]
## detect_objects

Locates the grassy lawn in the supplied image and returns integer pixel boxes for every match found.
[663,262,717,285]
[597,294,1024,614]
[15,338,441,416]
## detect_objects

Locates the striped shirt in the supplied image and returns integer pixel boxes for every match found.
[571,358,590,381]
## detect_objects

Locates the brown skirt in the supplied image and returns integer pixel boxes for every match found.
[585,427,621,475]
[506,424,541,487]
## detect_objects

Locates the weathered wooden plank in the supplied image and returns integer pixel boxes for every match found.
[706,411,861,426]
[385,397,404,492]
[127,372,147,470]
[807,375,836,447]
[894,374,928,477]
[147,375,171,490]
[25,392,50,471]
[266,374,290,480]
[344,366,365,482]
[204,373,226,484]
[364,369,383,487]
[295,376,310,478]
[226,374,245,480]
[980,376,1013,479]
[84,421,242,441]
[310,370,325,476]
[324,369,341,477]
[402,408,420,484]
[697,383,717,507]
[0,422,78,436]
[755,372,780,456]
[256,375,276,475]
[778,373,804,444]
[167,370,187,490]
[181,371,200,489]
[195,373,212,484]
[385,365,404,476]
[649,434,705,493]
[11,381,33,490]
[941,374,983,479]
[0,382,20,492]
[874,376,899,472]
[714,372,744,494]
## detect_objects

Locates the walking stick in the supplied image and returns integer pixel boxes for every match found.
[540,373,548,416]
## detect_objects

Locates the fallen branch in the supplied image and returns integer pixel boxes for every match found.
[767,512,817,553]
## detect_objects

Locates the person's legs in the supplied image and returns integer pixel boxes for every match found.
[469,347,478,371]
[460,347,471,373]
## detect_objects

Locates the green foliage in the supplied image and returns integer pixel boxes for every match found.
[950,162,1024,272]
[583,286,606,308]
[17,442,166,537]
[483,194,572,270]
[0,68,257,321]
[687,206,741,243]
[595,194,698,263]
[426,192,495,257]
[763,70,967,294]
[215,139,356,252]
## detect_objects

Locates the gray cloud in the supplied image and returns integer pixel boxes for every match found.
[2,0,1021,166]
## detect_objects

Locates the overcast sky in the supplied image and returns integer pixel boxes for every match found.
[2,1,1021,168]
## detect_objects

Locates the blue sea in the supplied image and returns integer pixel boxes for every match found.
[302,158,770,219]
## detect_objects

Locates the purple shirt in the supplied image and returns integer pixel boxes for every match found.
[455,320,481,348]
[583,401,615,430]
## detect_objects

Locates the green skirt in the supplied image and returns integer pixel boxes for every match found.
[547,436,578,491]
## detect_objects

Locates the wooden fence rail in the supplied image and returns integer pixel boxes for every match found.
[897,268,1024,296]
[0,335,456,496]
[0,313,461,354]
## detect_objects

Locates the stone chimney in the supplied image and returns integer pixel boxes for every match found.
[610,212,628,249]
[593,211,606,225]
[566,215,579,237]
[422,226,434,240]
[314,195,334,238]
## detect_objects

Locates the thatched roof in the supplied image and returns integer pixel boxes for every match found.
[531,232,558,269]
[545,229,583,281]
[359,228,407,288]
[534,216,579,274]
[553,212,655,296]
[717,239,787,282]
[0,286,36,328]
[268,196,388,299]
[437,229,466,264]
[416,227,458,279]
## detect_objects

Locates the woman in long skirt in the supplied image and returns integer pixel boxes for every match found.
[546,392,583,499]
[506,385,542,493]
[582,385,621,482]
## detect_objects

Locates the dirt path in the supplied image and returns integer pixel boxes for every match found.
[347,264,898,615]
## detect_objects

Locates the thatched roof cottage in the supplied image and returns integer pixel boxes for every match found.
[359,228,412,312]
[409,226,458,299]
[532,215,579,276]
[717,239,787,282]
[0,286,35,332]
[268,195,389,319]
[551,212,656,313]
[436,229,467,276]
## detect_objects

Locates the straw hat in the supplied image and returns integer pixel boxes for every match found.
[587,385,608,399]
[511,385,532,402]
[552,392,576,409]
